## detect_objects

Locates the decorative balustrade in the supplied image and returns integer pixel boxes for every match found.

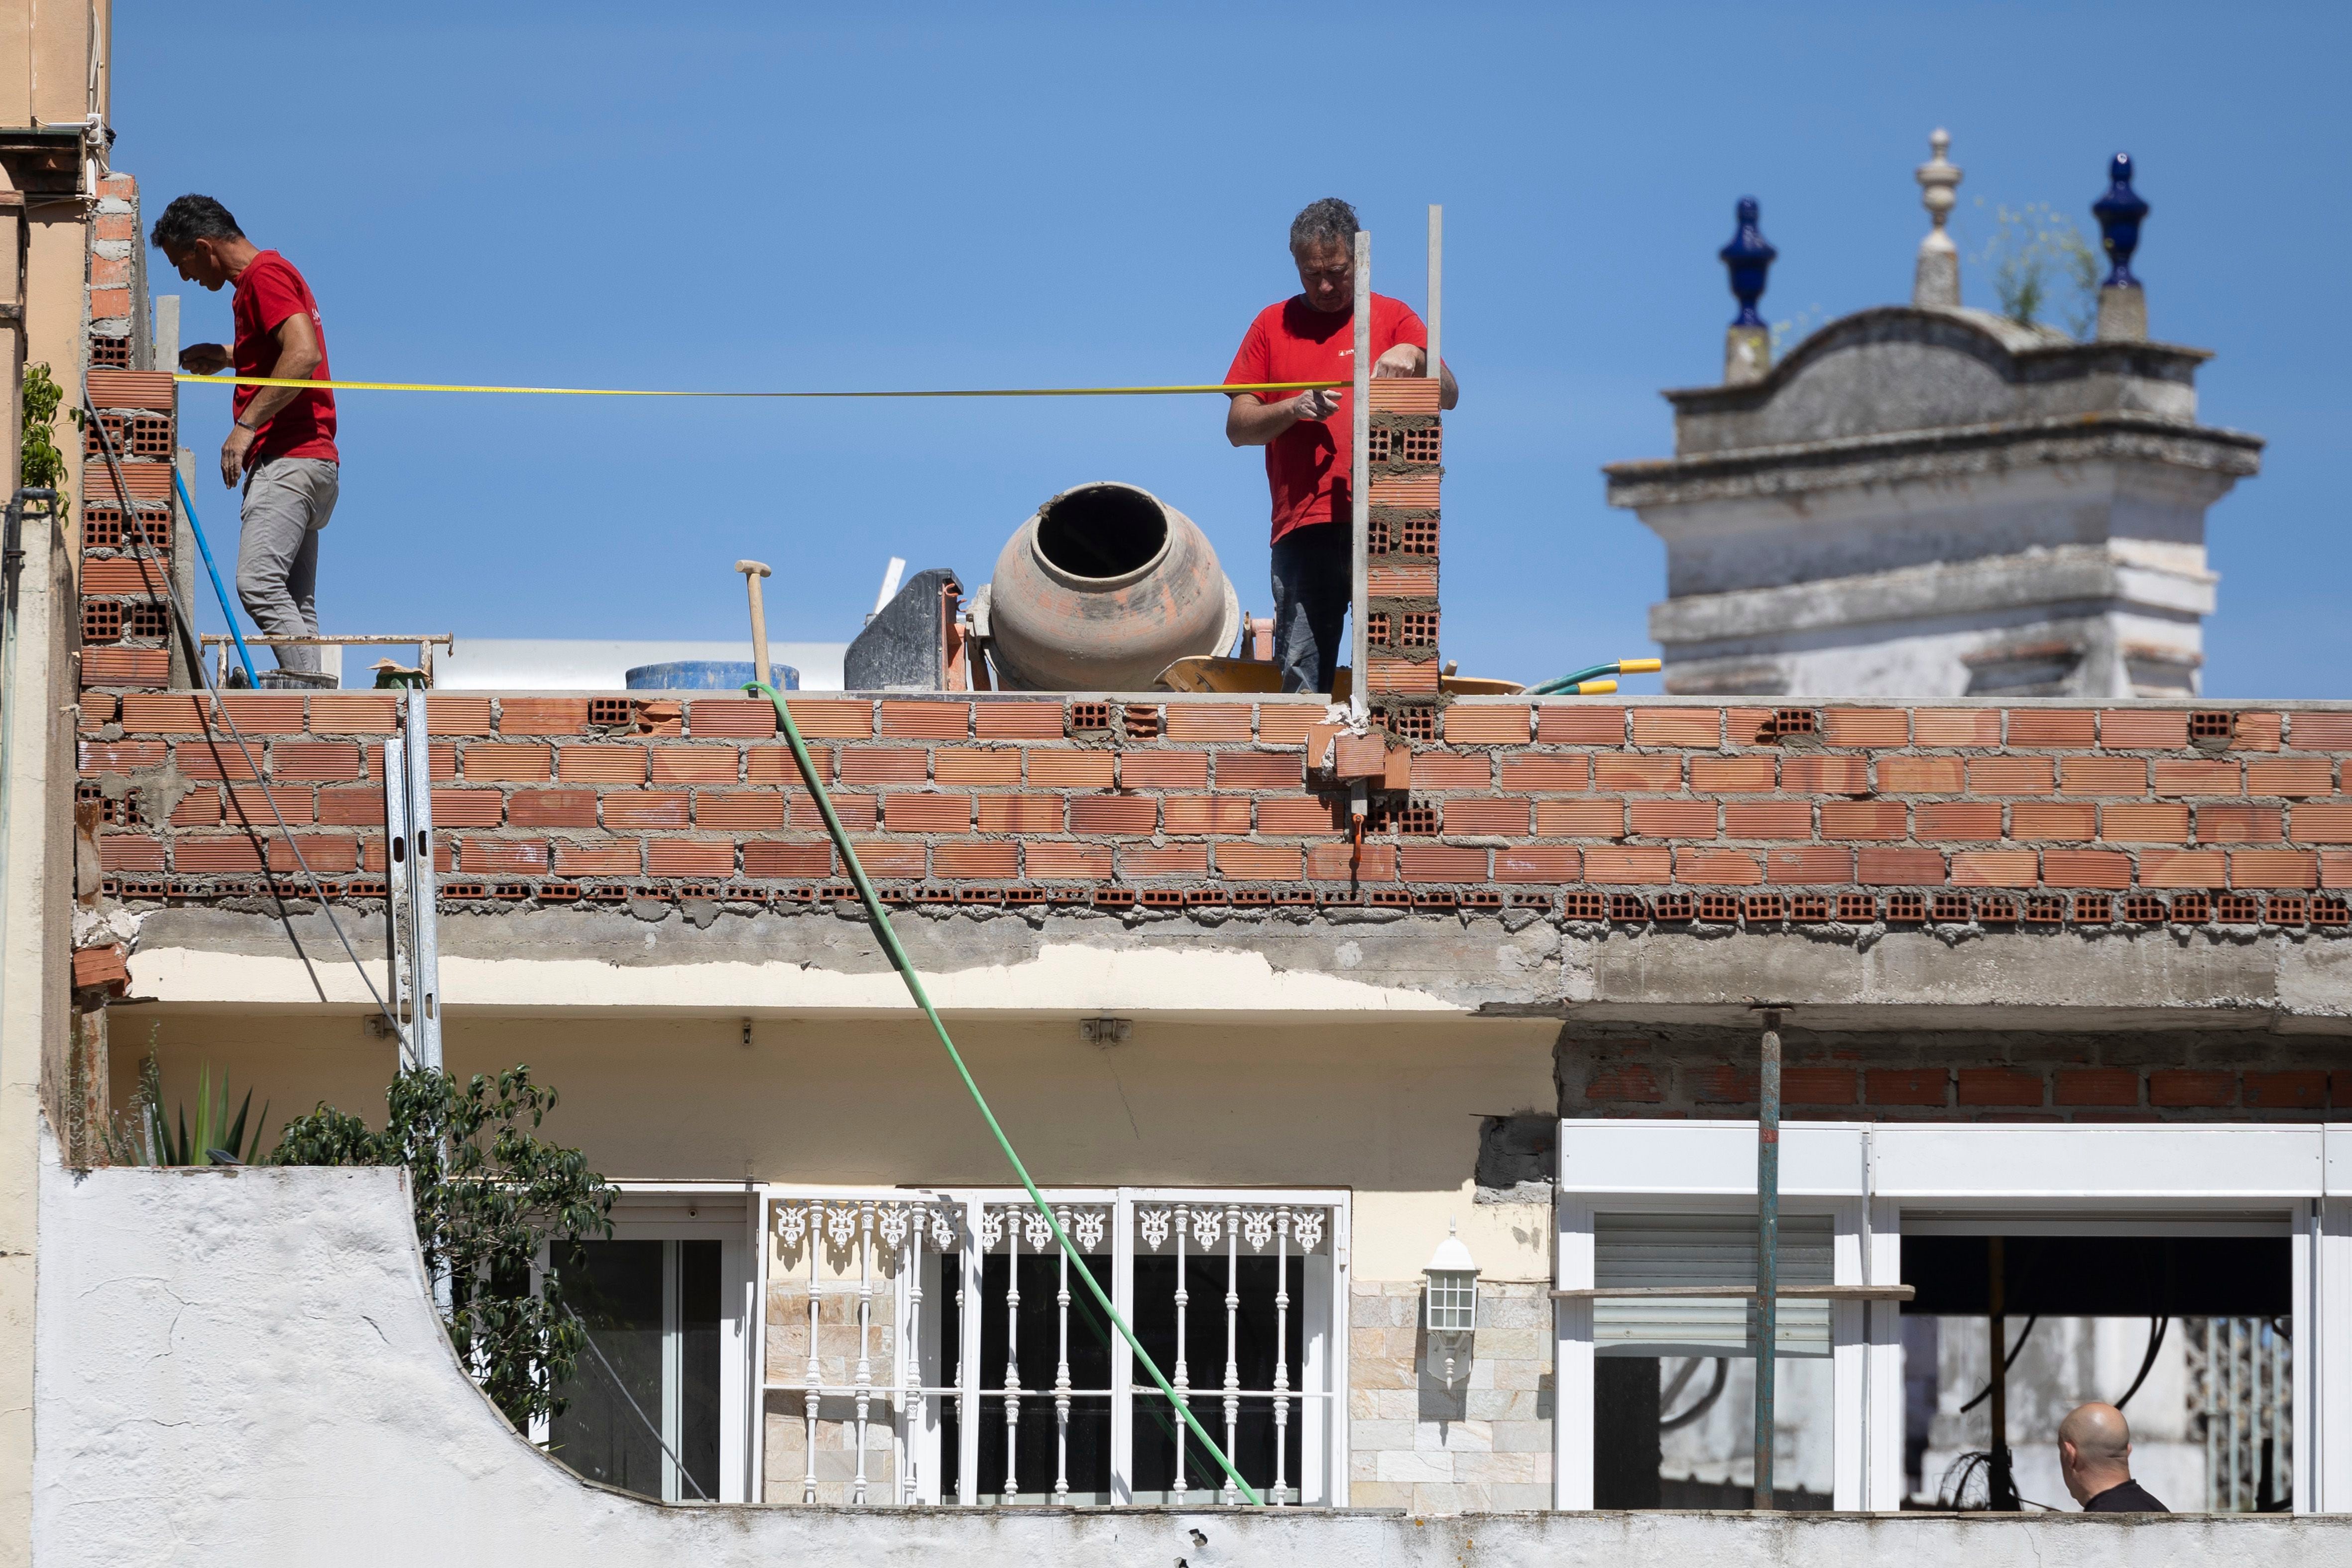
[758,1189,1347,1507]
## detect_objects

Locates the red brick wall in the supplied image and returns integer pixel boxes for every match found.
[1565,1025,2352,1122]
[76,691,2352,926]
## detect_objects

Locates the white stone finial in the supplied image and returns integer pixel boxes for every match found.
[1913,128,1962,309]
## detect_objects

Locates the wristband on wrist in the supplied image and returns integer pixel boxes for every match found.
[235,419,260,432]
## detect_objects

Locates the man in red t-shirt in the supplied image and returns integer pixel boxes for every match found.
[1226,197,1457,694]
[152,194,341,683]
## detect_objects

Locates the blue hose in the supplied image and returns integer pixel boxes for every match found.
[171,468,257,687]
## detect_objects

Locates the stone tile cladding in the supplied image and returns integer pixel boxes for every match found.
[79,694,2352,925]
[1350,1277,1552,1513]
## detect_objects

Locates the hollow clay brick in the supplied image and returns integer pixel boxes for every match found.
[1690,756,1772,792]
[1535,801,1626,838]
[1367,562,1438,596]
[498,698,590,735]
[2139,849,2226,888]
[2100,710,2189,749]
[691,793,780,831]
[2287,713,2352,750]
[1585,847,1672,884]
[175,838,266,873]
[1411,754,1492,789]
[554,842,641,877]
[2241,1072,2327,1110]
[1068,796,1157,834]
[422,789,504,828]
[1165,704,1252,742]
[2153,759,2241,795]
[2290,803,2352,843]
[604,792,691,829]
[929,748,1018,787]
[2148,1070,2234,1108]
[1536,707,1626,745]
[1630,709,1721,747]
[1025,842,1113,880]
[1028,751,1116,789]
[1257,706,1325,746]
[1164,796,1251,835]
[1500,755,1591,791]
[841,750,929,784]
[747,746,830,785]
[1968,758,2054,794]
[786,699,874,739]
[459,838,550,875]
[316,787,386,826]
[97,836,165,871]
[1950,850,2037,887]
[882,794,972,832]
[1877,757,1966,793]
[646,841,735,877]
[686,699,776,739]
[1821,801,1905,840]
[270,836,360,875]
[2009,802,2097,840]
[269,741,362,782]
[1443,798,1530,835]
[1585,1065,1662,1104]
[426,696,495,735]
[1723,802,1810,839]
[462,744,553,783]
[1445,706,1531,745]
[649,747,739,784]
[848,841,927,877]
[1307,842,1395,881]
[879,701,970,739]
[1594,756,1681,792]
[2060,757,2148,795]
[2249,759,2334,796]
[1675,848,1764,885]
[215,694,307,734]
[119,694,212,733]
[80,740,166,773]
[2055,1069,2140,1107]
[558,746,650,784]
[2041,850,2132,889]
[1120,845,1209,878]
[1492,846,1579,882]
[169,788,222,826]
[1958,1069,2045,1107]
[2100,802,2189,842]
[1780,756,1870,794]
[2007,710,2096,746]
[508,790,599,828]
[310,694,400,733]
[171,742,259,781]
[1915,802,2001,839]
[934,843,1019,878]
[2194,805,2283,842]
[1867,1069,1949,1107]
[972,701,1065,740]
[1400,845,1489,881]
[789,792,876,831]
[743,843,832,879]
[1217,752,1307,790]
[1859,847,1946,885]
[1765,847,1853,884]
[975,794,1063,833]
[1215,844,1303,880]
[2232,713,2282,752]
[1628,801,1717,838]
[1912,709,2001,747]
[2229,850,2317,889]
[1258,796,1340,834]
[1120,752,1209,788]
[223,784,314,827]
[1820,708,1908,747]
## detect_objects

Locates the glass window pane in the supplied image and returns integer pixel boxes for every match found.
[1127,1253,1305,1504]
[549,1240,665,1498]
[1594,1354,1835,1508]
[679,1240,722,1502]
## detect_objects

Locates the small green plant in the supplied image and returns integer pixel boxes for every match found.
[104,1045,271,1165]
[1770,303,1826,360]
[19,362,78,496]
[1971,200,2101,338]
[272,1065,616,1430]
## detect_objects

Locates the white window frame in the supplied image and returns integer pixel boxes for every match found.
[528,1183,760,1504]
[1556,1120,2352,1515]
[754,1185,1352,1508]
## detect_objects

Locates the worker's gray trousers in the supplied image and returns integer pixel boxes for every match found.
[236,457,339,672]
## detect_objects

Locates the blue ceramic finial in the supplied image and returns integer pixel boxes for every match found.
[2091,153,2148,289]
[1720,197,1776,327]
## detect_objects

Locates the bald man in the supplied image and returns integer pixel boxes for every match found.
[2059,1402,2169,1512]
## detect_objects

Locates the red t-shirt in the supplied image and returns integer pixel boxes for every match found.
[1225,292,1428,542]
[232,249,338,467]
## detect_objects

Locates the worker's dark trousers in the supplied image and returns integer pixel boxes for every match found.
[1270,522,1351,695]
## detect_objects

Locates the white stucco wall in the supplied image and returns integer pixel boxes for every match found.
[31,1134,2349,1566]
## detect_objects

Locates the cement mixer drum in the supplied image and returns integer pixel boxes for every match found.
[985,482,1242,691]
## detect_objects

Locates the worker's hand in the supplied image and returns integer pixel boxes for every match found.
[219,425,256,487]
[1372,344,1427,378]
[1292,387,1342,422]
[179,343,232,376]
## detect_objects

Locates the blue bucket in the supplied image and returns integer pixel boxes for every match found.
[623,661,802,691]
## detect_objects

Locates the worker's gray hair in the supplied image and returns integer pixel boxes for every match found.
[149,195,244,252]
[1289,198,1359,256]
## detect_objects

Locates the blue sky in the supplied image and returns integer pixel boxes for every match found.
[118,1,2350,696]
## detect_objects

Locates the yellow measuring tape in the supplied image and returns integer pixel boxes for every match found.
[175,374,1342,398]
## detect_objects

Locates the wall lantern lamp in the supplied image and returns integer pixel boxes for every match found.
[1422,1219,1480,1387]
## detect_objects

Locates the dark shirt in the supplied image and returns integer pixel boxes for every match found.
[2084,1478,2169,1513]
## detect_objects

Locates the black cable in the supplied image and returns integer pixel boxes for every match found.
[1958,1314,2037,1414]
[2115,1316,2167,1410]
[1660,1357,1729,1432]
[82,385,398,1031]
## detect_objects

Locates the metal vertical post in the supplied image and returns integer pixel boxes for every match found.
[1348,228,1371,722]
[383,731,414,1064]
[1753,1007,1781,1509]
[1989,1236,2016,1509]
[404,689,442,1071]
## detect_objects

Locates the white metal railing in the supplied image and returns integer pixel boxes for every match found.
[755,1188,1348,1508]
[2192,1316,2292,1512]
